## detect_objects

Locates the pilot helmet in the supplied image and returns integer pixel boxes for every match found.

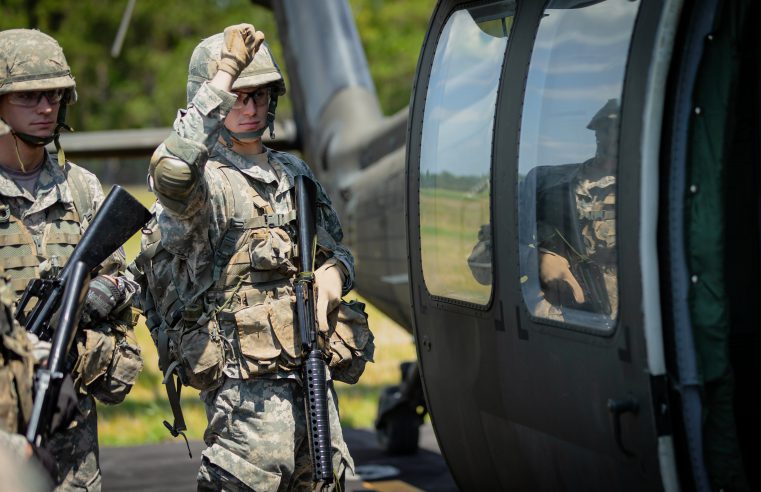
[0,29,76,157]
[186,33,286,104]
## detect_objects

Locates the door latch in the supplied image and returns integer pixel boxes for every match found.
[607,396,639,457]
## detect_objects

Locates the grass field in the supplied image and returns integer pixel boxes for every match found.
[419,187,492,304]
[96,186,417,446]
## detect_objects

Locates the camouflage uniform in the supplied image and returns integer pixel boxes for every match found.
[131,33,356,491]
[0,29,144,491]
[0,155,144,491]
[0,273,51,492]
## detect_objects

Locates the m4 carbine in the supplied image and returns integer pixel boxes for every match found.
[294,175,333,486]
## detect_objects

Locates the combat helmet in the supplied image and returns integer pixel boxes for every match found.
[187,33,285,141]
[0,29,76,161]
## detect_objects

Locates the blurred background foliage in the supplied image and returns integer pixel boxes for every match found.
[0,0,436,134]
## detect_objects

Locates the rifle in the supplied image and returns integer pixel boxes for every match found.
[293,175,333,485]
[16,185,152,341]
[25,260,89,445]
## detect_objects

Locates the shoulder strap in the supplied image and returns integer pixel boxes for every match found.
[65,164,92,222]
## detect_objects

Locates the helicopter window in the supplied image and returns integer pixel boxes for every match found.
[516,0,640,331]
[419,2,514,305]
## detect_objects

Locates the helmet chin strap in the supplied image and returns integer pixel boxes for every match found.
[221,95,278,148]
[9,103,73,168]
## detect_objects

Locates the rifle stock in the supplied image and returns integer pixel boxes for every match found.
[294,175,334,485]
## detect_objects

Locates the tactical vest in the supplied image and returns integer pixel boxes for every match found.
[138,154,302,390]
[0,165,90,303]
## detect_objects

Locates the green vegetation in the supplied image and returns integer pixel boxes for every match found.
[0,0,436,129]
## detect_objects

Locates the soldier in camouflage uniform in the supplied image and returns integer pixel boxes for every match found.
[130,24,358,491]
[0,29,144,491]
[0,269,57,492]
[529,99,619,322]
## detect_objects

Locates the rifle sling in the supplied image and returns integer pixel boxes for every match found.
[158,329,192,459]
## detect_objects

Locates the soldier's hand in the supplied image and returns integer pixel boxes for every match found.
[314,258,345,333]
[83,275,124,322]
[26,332,51,364]
[218,24,265,78]
[539,251,585,304]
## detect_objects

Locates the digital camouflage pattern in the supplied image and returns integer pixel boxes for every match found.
[150,83,354,304]
[0,29,77,102]
[139,77,357,488]
[197,378,352,491]
[0,152,143,491]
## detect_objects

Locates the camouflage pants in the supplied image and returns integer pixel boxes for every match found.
[197,377,353,491]
[48,395,101,492]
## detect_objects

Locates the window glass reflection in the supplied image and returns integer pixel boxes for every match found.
[517,0,639,330]
[419,3,513,305]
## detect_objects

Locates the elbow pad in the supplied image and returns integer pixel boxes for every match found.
[149,133,208,199]
[150,154,198,199]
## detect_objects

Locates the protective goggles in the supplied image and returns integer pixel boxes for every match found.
[232,87,270,109]
[6,89,66,108]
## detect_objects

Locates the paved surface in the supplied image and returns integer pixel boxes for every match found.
[100,424,459,491]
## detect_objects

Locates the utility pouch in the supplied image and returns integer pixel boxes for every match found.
[322,300,374,384]
[249,227,297,275]
[178,306,225,391]
[93,330,144,404]
[229,283,300,375]
[73,326,116,393]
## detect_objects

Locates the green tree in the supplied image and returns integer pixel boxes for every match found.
[1,0,435,130]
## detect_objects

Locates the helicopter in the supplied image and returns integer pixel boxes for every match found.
[46,0,760,489]
[264,0,760,490]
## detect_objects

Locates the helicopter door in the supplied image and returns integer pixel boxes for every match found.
[408,0,668,489]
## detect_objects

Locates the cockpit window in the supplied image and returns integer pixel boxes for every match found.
[517,0,640,331]
[418,1,514,305]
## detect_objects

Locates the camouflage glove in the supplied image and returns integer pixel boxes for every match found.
[83,275,124,322]
[218,23,265,78]
[314,258,345,333]
[539,251,585,304]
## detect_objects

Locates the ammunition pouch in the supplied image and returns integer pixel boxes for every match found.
[176,305,226,391]
[91,329,143,405]
[73,326,116,393]
[217,279,301,377]
[321,300,374,384]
